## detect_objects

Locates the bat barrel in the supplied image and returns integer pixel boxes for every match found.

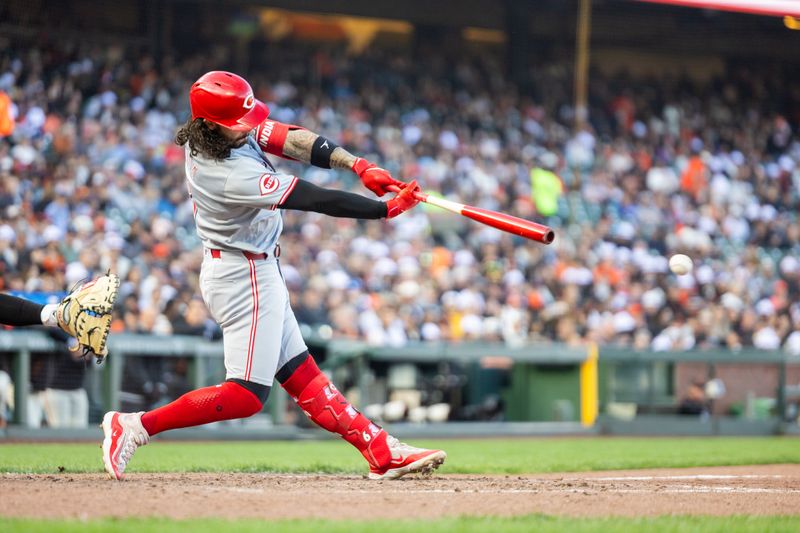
[461,205,554,244]
[395,186,554,244]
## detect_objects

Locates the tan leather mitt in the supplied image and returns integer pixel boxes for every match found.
[56,273,120,360]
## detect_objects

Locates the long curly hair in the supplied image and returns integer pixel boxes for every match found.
[175,118,235,160]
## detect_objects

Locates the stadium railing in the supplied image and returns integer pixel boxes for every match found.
[1,330,797,436]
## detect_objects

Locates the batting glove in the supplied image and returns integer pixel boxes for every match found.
[385,180,421,219]
[352,157,407,197]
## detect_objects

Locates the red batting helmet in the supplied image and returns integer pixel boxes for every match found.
[189,71,269,131]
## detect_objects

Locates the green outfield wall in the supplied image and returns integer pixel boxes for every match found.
[1,331,797,436]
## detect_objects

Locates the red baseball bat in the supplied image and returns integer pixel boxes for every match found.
[390,186,555,244]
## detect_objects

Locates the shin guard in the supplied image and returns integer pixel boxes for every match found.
[281,355,390,468]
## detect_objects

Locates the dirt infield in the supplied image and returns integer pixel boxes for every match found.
[2,464,799,520]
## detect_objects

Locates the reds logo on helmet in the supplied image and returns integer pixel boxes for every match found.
[259,174,280,196]
[189,71,269,131]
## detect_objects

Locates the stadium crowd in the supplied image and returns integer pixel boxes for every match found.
[1,38,799,363]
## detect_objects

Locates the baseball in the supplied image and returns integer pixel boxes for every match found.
[669,254,693,275]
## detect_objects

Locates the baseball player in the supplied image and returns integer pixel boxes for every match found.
[102,71,446,480]
[0,274,118,358]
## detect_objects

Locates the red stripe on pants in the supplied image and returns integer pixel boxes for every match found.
[245,259,259,381]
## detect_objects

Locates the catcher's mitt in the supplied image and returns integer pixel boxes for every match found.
[56,273,120,362]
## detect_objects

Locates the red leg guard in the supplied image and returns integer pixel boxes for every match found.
[281,356,391,469]
[141,382,263,437]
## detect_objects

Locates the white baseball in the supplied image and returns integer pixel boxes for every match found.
[669,254,693,275]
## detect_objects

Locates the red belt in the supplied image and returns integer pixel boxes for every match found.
[208,245,280,260]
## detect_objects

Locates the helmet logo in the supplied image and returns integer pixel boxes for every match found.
[243,93,255,110]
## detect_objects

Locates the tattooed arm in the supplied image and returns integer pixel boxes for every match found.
[282,129,356,170]
[254,119,406,196]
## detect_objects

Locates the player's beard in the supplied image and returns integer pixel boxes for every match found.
[231,134,248,148]
[175,118,244,160]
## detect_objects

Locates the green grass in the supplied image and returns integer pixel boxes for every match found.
[2,515,799,533]
[0,436,798,475]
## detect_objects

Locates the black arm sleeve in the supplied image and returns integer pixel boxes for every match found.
[279,179,388,219]
[0,293,44,326]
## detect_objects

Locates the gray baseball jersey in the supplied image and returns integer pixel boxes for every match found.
[185,137,298,253]
[186,137,307,386]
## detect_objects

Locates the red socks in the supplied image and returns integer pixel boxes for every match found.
[281,356,391,469]
[138,356,390,471]
[140,381,263,437]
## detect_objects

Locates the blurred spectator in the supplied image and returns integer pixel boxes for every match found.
[0,369,11,428]
[678,380,708,416]
[0,90,14,138]
[41,330,89,428]
[26,353,48,428]
[171,296,220,339]
[294,289,330,327]
[529,156,563,218]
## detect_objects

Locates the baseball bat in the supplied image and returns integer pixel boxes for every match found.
[390,186,555,244]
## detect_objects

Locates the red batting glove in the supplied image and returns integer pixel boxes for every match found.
[352,157,407,197]
[385,180,421,219]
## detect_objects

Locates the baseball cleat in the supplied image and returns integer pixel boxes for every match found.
[101,411,149,480]
[368,436,447,480]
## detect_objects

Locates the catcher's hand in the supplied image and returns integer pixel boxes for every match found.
[55,273,120,361]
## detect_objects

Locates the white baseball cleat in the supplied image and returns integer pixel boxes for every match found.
[368,435,447,480]
[101,411,149,480]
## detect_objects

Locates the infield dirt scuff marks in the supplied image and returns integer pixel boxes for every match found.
[1,464,799,519]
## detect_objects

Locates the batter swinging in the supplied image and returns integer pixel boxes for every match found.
[101,71,446,480]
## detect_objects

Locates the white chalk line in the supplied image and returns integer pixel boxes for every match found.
[196,486,800,496]
[614,486,800,494]
[595,474,785,481]
[342,487,800,495]
[201,486,265,494]
[201,473,791,482]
